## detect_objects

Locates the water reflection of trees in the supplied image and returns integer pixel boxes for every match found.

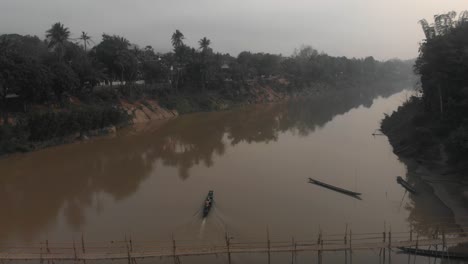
[0,84,404,242]
[403,166,468,257]
[403,162,461,240]
[0,143,154,241]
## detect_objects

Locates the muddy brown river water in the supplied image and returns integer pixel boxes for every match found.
[0,88,464,263]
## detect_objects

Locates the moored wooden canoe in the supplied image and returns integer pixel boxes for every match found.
[308,178,361,196]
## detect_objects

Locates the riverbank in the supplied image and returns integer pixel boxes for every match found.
[0,77,410,157]
[0,77,295,156]
[381,98,468,233]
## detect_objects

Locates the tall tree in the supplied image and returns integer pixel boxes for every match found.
[171,30,185,49]
[418,19,436,40]
[79,31,92,51]
[199,37,211,51]
[45,22,70,62]
[415,11,468,115]
[434,12,456,36]
[198,37,212,90]
[94,34,137,84]
[50,62,79,102]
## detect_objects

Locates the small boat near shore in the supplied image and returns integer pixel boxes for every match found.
[398,247,468,259]
[308,178,361,197]
[202,190,214,218]
[396,176,417,194]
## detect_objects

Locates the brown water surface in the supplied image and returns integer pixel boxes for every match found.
[0,89,460,263]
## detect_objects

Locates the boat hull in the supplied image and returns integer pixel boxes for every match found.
[202,191,214,218]
[398,247,468,259]
[396,176,417,194]
[308,178,361,196]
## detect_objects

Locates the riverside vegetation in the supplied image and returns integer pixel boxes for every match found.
[382,11,468,170]
[0,23,414,155]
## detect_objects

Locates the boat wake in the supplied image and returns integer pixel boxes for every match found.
[199,219,207,239]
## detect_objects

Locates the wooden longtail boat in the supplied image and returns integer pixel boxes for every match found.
[202,190,214,218]
[308,178,361,196]
[397,176,417,194]
[398,247,468,259]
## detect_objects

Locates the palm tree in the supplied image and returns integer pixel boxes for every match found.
[198,37,212,91]
[79,31,91,51]
[46,22,70,61]
[171,30,184,49]
[199,37,211,51]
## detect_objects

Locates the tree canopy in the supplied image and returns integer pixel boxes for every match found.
[0,22,414,124]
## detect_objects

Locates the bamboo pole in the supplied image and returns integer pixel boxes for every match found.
[350,229,353,264]
[443,230,450,261]
[383,228,386,263]
[267,226,271,264]
[344,224,348,264]
[294,235,297,264]
[40,243,43,264]
[389,227,392,264]
[225,232,231,264]
[172,234,177,264]
[81,233,85,254]
[410,226,413,242]
[73,240,77,260]
[321,232,324,263]
[344,224,348,245]
[125,235,131,264]
[413,233,419,264]
[291,236,295,264]
[388,229,392,249]
[317,229,322,264]
[442,230,446,249]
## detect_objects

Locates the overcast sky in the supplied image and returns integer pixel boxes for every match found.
[0,0,466,60]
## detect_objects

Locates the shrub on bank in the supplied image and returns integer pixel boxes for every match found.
[0,104,130,156]
[26,105,130,141]
[0,124,31,155]
[447,124,468,160]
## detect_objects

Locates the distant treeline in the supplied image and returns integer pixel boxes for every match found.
[382,11,468,163]
[1,23,413,115]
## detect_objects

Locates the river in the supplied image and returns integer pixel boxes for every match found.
[0,88,462,263]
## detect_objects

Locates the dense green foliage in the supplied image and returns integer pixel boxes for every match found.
[383,11,468,162]
[415,12,468,116]
[26,105,128,141]
[0,105,129,155]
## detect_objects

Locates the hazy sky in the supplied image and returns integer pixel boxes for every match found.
[0,0,466,60]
